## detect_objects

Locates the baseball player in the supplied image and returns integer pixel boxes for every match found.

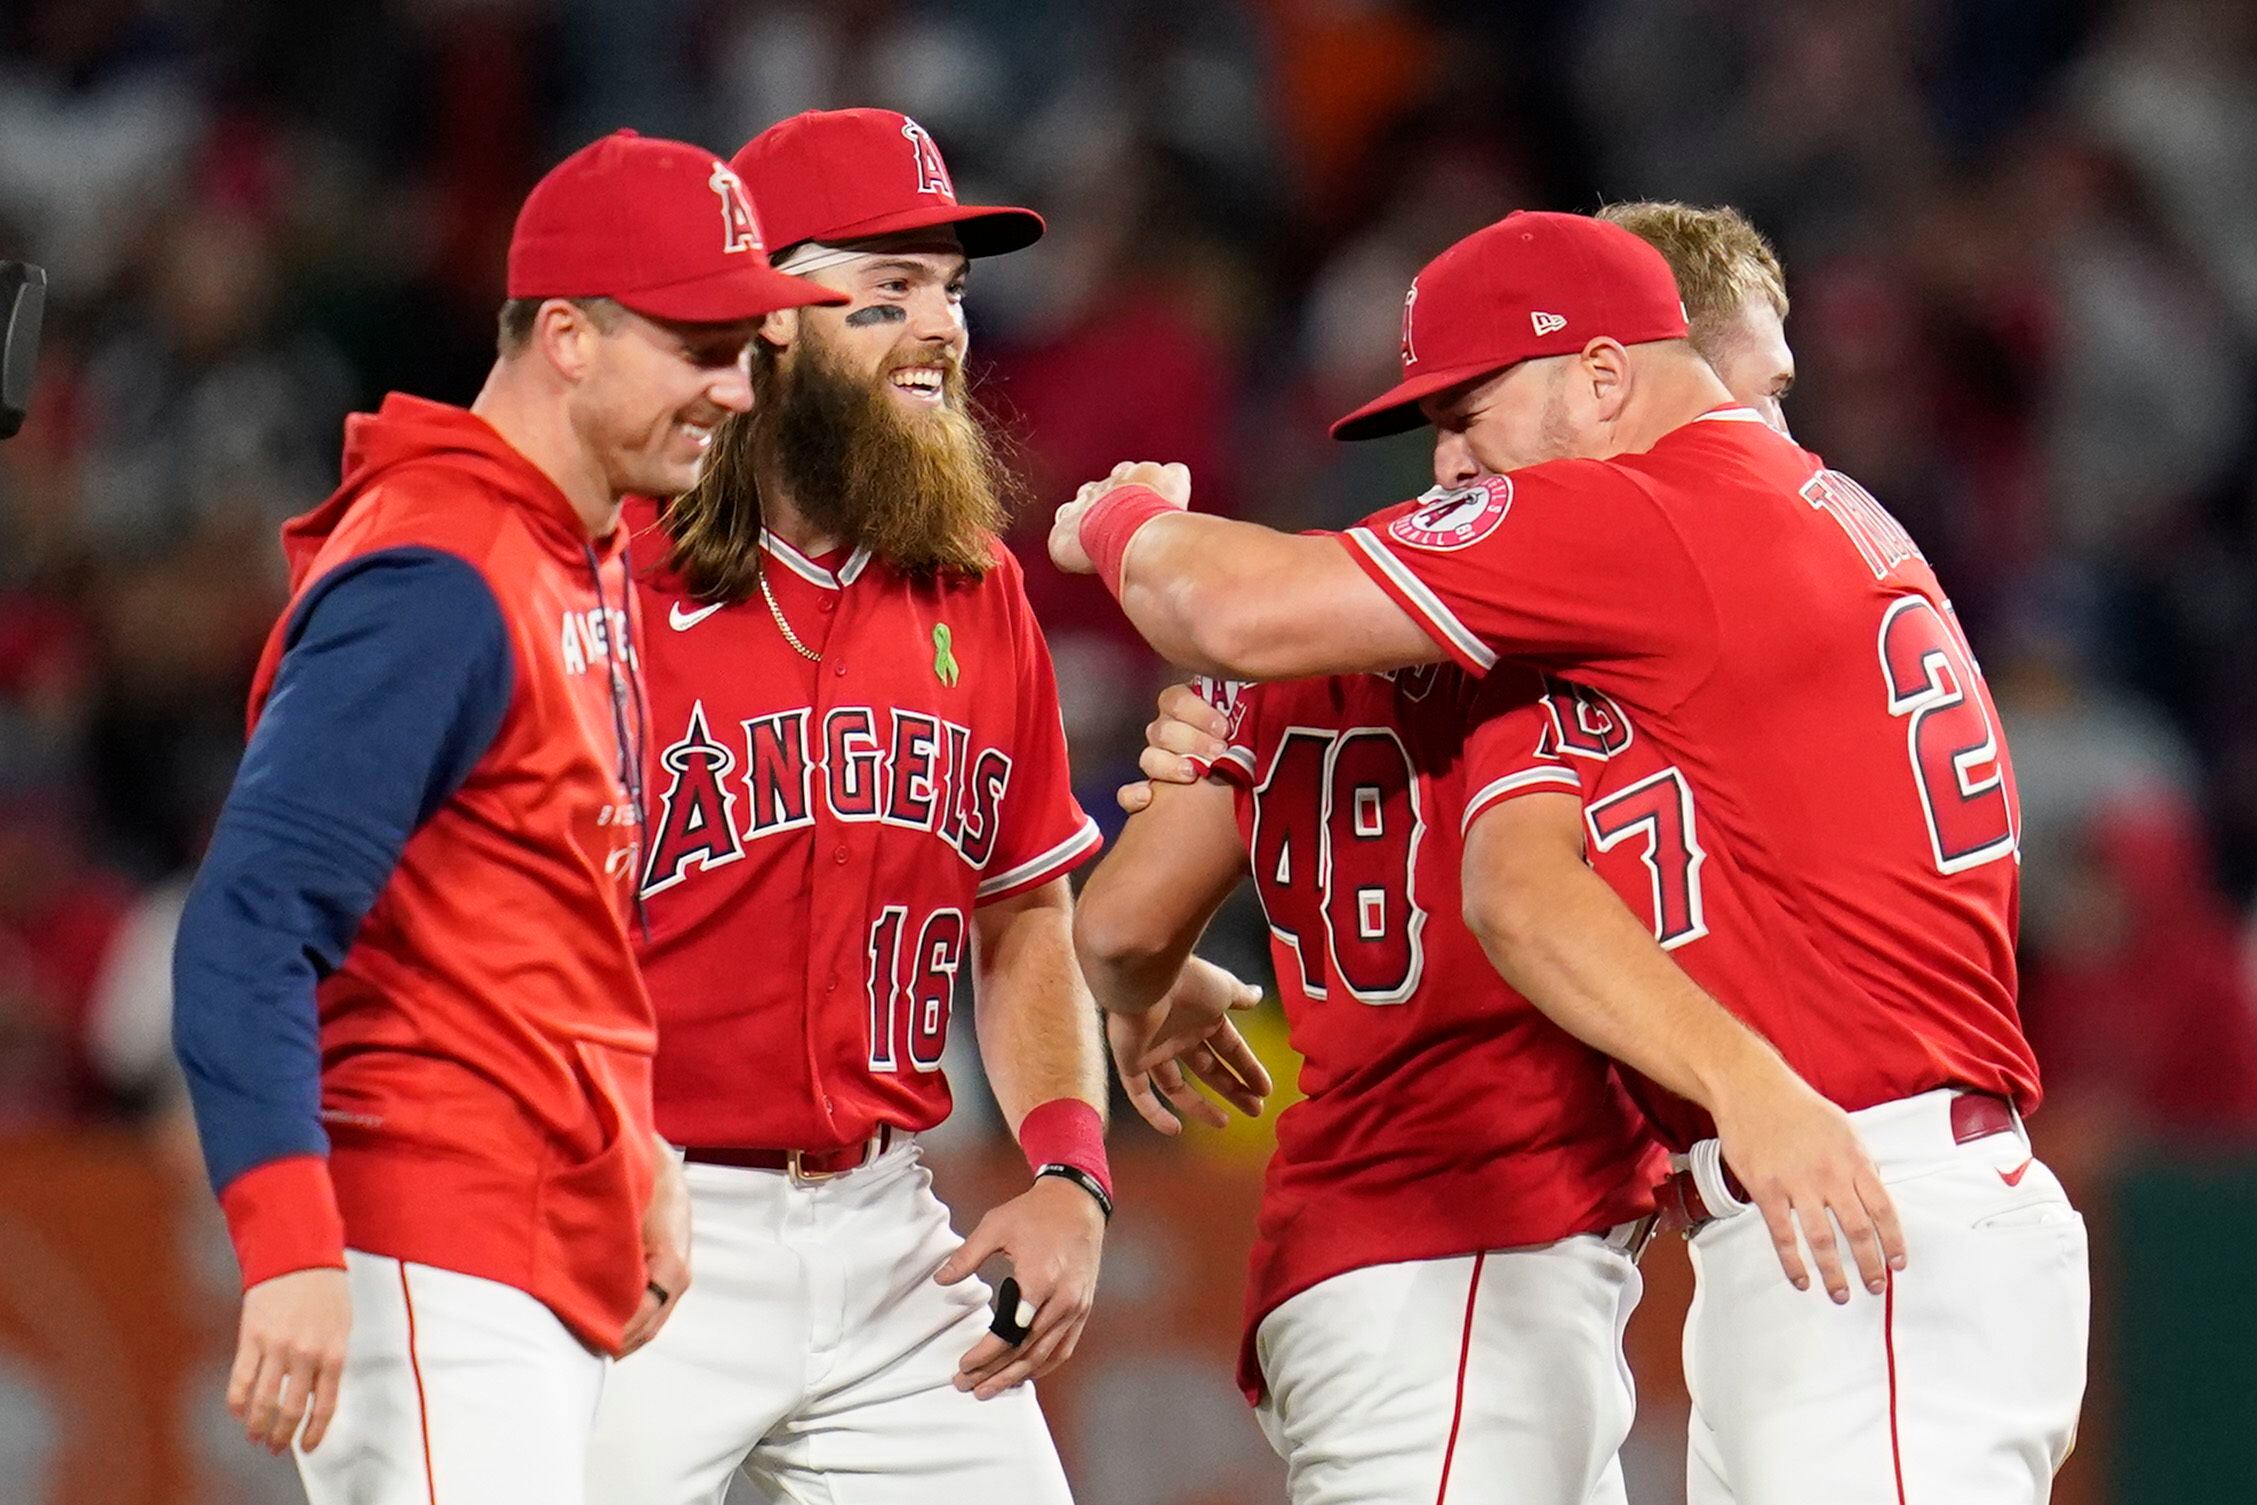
[584,110,1108,1505]
[169,132,841,1502]
[1055,211,2087,1502]
[1072,205,1884,1504]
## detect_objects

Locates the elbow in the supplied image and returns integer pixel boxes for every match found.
[1072,892,1178,978]
[1462,859,1548,961]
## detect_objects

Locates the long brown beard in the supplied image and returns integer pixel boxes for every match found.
[661,335,1015,601]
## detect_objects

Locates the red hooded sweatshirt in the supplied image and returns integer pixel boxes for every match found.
[186,393,657,1354]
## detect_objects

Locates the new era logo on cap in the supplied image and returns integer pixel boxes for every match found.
[1531,310,1567,336]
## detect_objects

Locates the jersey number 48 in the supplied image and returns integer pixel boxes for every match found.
[1249,729,1429,1005]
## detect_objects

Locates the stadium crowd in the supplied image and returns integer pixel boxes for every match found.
[1,1,2254,1496]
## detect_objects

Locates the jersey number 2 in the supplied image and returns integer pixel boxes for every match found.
[1878,597,2017,874]
[1249,729,1427,1004]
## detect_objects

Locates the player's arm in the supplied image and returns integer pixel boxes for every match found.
[171,549,513,1455]
[1049,464,1441,680]
[939,877,1108,1398]
[1057,460,1707,688]
[1459,791,1907,1302]
[1075,774,1270,1134]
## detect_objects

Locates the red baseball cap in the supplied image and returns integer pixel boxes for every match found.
[508,129,845,322]
[1331,211,1690,442]
[731,109,1044,258]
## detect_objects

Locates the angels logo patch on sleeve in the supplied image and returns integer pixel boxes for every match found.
[1194,675,1253,738]
[1388,477,1514,552]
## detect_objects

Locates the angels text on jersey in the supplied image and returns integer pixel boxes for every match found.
[639,699,1014,896]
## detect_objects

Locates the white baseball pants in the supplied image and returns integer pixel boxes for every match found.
[1252,1232,1645,1504]
[295,1249,608,1505]
[1682,1088,2089,1504]
[585,1137,1073,1504]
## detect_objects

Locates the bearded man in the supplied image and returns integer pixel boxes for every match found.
[585,109,1120,1505]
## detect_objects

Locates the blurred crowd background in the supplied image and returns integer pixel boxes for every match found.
[3,0,2255,1501]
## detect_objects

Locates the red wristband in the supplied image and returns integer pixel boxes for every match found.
[1079,485,1175,598]
[1018,1097,1112,1202]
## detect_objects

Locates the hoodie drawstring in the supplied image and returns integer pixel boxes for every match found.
[587,539,652,939]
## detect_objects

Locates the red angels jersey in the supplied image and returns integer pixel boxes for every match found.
[624,498,1100,1150]
[1342,407,2040,1148]
[1205,663,1661,1401]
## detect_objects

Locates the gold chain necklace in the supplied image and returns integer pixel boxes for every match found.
[757,566,823,662]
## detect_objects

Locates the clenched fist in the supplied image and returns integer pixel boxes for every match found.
[1049,461,1191,575]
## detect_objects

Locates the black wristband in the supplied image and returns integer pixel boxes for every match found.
[1035,1162,1114,1221]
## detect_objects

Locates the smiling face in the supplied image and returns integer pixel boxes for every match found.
[567,308,759,501]
[663,239,1012,582]
[1421,349,1617,488]
[790,245,971,415]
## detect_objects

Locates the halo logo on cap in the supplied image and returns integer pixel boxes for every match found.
[1388,477,1514,552]
[710,163,763,254]
[1401,281,1421,367]
[902,118,954,199]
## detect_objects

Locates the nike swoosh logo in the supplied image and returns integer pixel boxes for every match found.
[670,601,725,631]
[1999,1157,2034,1187]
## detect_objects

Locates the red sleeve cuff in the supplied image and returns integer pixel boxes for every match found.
[975,818,1104,906]
[1208,747,1257,789]
[1461,765,1584,834]
[219,1154,348,1289]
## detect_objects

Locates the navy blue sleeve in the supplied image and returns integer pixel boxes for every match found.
[172,547,515,1193]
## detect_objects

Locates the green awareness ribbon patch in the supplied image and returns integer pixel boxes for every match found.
[932,623,960,687]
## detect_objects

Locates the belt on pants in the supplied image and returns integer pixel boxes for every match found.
[1607,1213,1662,1264]
[682,1125,895,1182]
[1653,1090,2016,1237]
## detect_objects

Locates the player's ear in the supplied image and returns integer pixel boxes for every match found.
[1581,339,1632,422]
[759,307,800,352]
[537,299,600,384]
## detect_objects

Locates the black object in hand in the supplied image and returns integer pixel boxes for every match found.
[989,1275,1031,1345]
[0,262,46,441]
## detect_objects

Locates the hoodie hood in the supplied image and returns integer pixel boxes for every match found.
[280,394,611,591]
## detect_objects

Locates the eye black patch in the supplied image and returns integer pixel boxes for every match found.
[843,305,907,328]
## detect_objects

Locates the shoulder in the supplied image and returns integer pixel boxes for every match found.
[1349,463,1648,555]
[288,548,506,652]
[328,462,520,569]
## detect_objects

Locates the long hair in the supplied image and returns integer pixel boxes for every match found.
[659,358,772,604]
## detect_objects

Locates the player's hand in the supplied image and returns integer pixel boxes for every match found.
[1109,956,1271,1134]
[1049,461,1191,576]
[937,1175,1107,1399]
[1712,1068,1907,1303]
[621,1135,691,1357]
[229,1266,351,1456]
[1116,683,1233,814]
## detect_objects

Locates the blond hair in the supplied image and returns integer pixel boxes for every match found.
[1598,201,1788,357]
